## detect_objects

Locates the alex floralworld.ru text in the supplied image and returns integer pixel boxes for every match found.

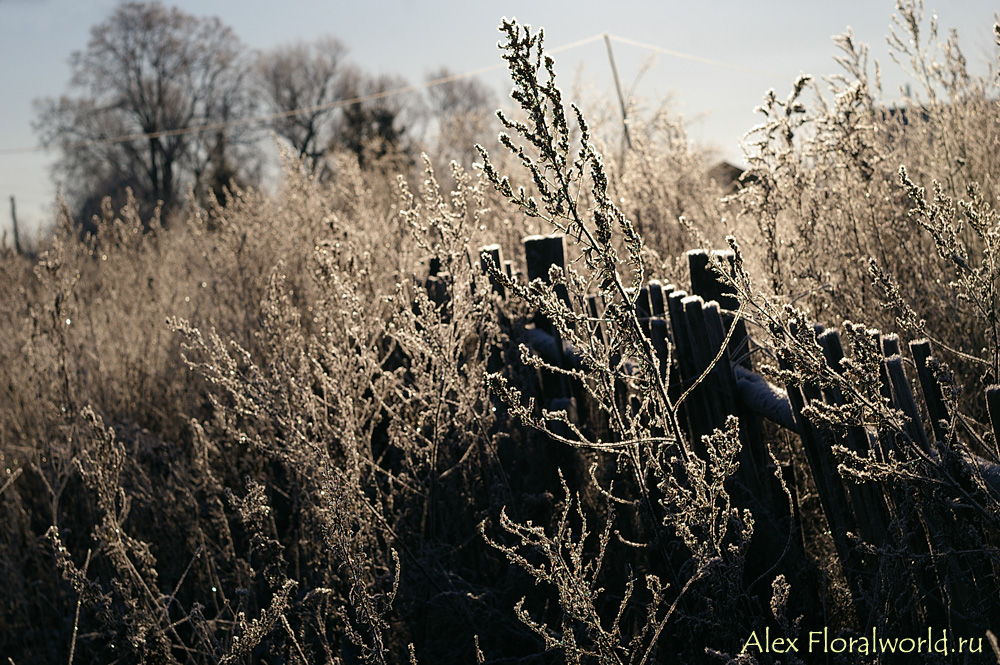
[741,627,983,655]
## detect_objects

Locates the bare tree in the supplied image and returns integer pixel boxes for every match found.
[34,2,257,224]
[256,36,349,173]
[330,71,414,172]
[423,67,497,167]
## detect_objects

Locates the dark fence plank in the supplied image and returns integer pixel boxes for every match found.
[479,243,505,297]
[909,339,950,444]
[989,386,1000,455]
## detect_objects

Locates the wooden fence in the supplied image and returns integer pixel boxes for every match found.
[425,233,1000,634]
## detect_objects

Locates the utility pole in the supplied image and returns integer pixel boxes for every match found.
[603,34,632,170]
[10,195,22,255]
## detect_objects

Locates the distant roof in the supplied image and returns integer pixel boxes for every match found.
[707,160,745,192]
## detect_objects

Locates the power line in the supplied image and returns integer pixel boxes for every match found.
[606,33,787,81]
[0,65,507,156]
[0,32,785,156]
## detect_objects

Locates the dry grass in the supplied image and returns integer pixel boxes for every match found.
[2,3,999,662]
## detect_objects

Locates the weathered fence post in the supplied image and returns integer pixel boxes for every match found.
[667,289,709,449]
[524,235,571,313]
[687,249,751,369]
[816,328,891,547]
[645,280,672,382]
[479,243,506,297]
[682,295,728,433]
[909,339,950,443]
[686,250,778,510]
[988,386,1000,456]
[885,354,932,455]
[522,234,579,439]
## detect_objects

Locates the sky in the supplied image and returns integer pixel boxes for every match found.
[1,0,997,240]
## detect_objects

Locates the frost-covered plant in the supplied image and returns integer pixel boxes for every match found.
[732,0,1000,421]
[476,18,755,660]
[890,167,1000,384]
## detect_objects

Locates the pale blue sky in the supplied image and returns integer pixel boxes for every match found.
[1,0,997,238]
